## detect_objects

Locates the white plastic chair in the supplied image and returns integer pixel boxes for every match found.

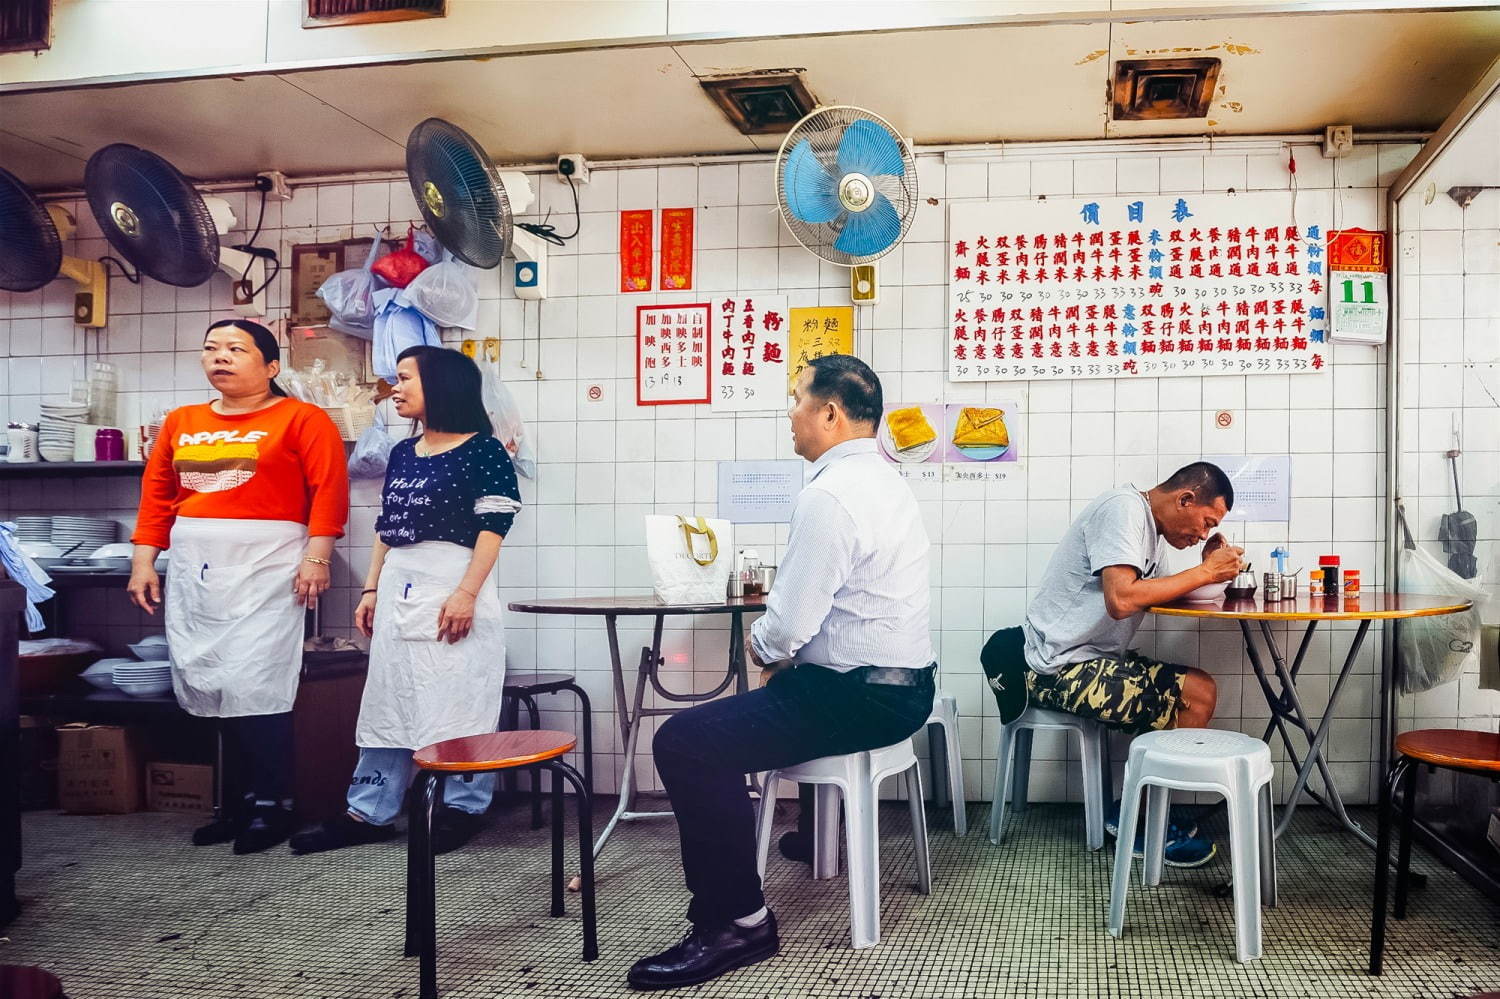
[754,738,931,949]
[1107,728,1276,963]
[989,706,1107,850]
[925,691,967,836]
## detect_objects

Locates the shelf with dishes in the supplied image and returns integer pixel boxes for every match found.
[0,460,145,479]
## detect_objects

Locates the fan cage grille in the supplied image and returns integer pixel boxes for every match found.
[775,105,918,267]
[406,118,512,270]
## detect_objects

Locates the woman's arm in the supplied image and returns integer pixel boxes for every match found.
[436,531,503,644]
[354,535,390,638]
[294,534,337,607]
[126,411,179,615]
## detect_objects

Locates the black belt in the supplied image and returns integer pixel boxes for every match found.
[849,664,936,687]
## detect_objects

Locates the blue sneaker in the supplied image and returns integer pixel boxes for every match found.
[1104,799,1200,840]
[1140,832,1218,868]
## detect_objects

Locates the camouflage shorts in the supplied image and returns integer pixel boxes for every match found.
[1025,651,1189,734]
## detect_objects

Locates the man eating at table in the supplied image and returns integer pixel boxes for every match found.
[627,355,935,990]
[1008,461,1243,867]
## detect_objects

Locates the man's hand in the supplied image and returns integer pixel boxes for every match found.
[1201,543,1244,583]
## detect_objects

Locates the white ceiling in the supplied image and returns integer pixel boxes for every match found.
[2,7,1498,190]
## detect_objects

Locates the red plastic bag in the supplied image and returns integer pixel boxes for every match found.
[371,227,430,289]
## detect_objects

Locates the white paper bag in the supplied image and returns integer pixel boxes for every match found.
[645,515,733,604]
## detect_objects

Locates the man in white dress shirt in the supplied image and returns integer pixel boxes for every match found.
[628,355,935,991]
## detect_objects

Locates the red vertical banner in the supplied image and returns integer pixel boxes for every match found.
[620,209,654,293]
[659,207,695,291]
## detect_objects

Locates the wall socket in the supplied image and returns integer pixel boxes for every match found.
[1322,125,1354,159]
[556,154,590,184]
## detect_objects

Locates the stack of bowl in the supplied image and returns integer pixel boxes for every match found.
[39,401,90,463]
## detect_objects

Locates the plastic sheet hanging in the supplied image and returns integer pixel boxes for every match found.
[1395,502,1487,694]
[371,286,440,384]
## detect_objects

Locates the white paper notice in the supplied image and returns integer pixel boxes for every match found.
[1205,454,1291,522]
[710,294,790,412]
[716,460,803,523]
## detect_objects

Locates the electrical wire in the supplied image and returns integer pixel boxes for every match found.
[515,172,580,246]
[228,187,280,301]
[100,255,141,284]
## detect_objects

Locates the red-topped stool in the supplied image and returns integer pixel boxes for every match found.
[405,731,597,999]
[1370,728,1500,975]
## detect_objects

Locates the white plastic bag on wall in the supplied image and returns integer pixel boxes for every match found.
[480,364,536,480]
[404,250,479,330]
[1396,503,1488,693]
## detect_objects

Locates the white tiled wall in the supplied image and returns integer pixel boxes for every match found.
[1394,91,1500,748]
[0,139,1430,804]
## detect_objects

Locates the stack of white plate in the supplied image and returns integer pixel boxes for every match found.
[52,516,118,553]
[15,516,52,545]
[39,401,91,463]
[112,659,172,698]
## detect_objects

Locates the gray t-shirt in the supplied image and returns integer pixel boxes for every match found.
[1023,486,1166,675]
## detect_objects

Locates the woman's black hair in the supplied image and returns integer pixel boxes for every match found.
[204,318,288,397]
[396,345,493,436]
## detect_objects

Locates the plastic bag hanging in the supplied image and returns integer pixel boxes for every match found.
[1394,501,1487,693]
[371,226,431,289]
[479,363,536,479]
[403,249,479,329]
[316,233,384,340]
[347,406,395,480]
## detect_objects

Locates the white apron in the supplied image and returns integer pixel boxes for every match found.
[165,517,307,718]
[356,541,506,750]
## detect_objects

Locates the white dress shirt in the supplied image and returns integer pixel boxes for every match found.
[750,437,934,672]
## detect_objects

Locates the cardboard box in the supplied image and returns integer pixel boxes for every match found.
[56,723,142,814]
[145,762,215,815]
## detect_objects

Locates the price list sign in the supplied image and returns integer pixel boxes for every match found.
[711,294,789,413]
[948,193,1330,382]
[636,303,711,406]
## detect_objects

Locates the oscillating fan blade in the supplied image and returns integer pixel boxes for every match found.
[406,118,510,270]
[781,139,842,225]
[835,118,907,180]
[833,191,901,258]
[0,167,62,292]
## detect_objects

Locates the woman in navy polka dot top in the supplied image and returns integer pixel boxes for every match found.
[291,345,522,856]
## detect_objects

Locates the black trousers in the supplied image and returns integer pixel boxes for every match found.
[652,663,933,928]
[221,712,294,807]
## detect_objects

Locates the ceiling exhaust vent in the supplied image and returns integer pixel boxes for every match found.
[0,0,51,55]
[1111,58,1220,121]
[304,0,444,29]
[700,71,817,135]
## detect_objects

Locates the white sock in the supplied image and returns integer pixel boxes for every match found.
[733,907,768,928]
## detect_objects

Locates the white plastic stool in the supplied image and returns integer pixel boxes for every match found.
[1107,728,1276,963]
[925,691,967,836]
[754,738,931,949]
[989,706,1107,850]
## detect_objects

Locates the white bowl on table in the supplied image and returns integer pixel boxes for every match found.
[1182,579,1231,603]
[115,678,174,698]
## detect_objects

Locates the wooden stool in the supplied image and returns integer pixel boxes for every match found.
[1370,729,1500,975]
[502,673,593,830]
[405,731,597,999]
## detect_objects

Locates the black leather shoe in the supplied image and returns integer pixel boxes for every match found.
[431,807,487,855]
[233,804,294,855]
[191,816,241,847]
[627,912,779,990]
[289,813,398,855]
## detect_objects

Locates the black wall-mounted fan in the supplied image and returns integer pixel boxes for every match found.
[85,143,221,288]
[0,166,109,326]
[405,117,546,299]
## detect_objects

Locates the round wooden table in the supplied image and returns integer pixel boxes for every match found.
[1149,591,1472,854]
[506,595,766,859]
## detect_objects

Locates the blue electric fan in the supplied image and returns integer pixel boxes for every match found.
[776,106,917,267]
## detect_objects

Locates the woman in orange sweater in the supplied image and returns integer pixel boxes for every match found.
[127,319,349,854]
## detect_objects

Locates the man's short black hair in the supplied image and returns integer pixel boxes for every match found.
[804,354,883,427]
[1161,461,1234,510]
